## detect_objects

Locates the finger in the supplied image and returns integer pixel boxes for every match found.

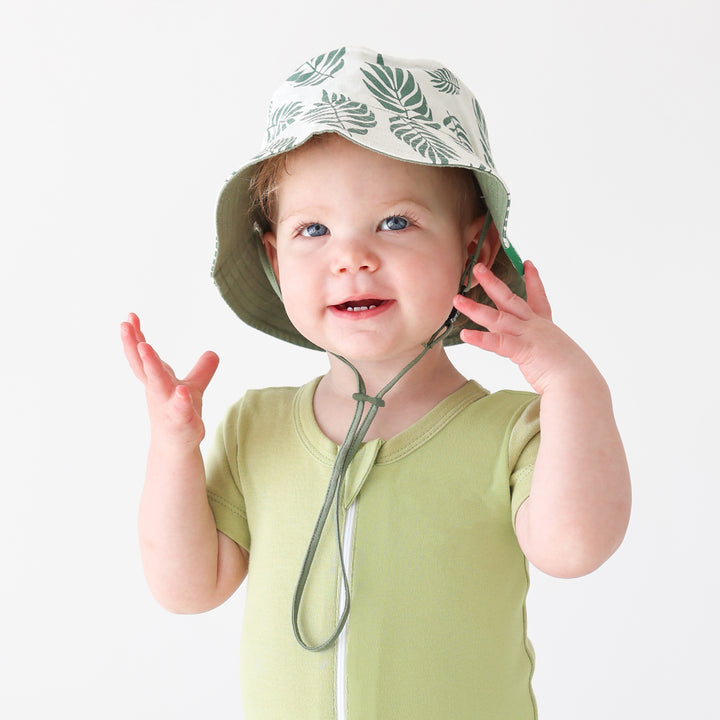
[472,263,534,319]
[171,384,200,424]
[184,351,220,394]
[126,313,147,343]
[453,293,522,336]
[459,327,523,360]
[523,261,552,320]
[137,342,178,398]
[453,294,496,327]
[120,322,148,382]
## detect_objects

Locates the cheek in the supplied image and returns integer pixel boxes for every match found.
[273,251,300,294]
[423,248,466,292]
[402,254,464,322]
[275,265,317,330]
[277,271,303,308]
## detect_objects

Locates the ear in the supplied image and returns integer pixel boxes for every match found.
[464,215,501,287]
[262,230,280,280]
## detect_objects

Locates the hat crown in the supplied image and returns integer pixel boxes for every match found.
[253,46,496,172]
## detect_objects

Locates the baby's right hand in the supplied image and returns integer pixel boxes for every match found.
[120,313,219,448]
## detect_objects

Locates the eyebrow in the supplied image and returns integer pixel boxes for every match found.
[277,198,434,225]
[277,205,332,225]
[383,198,433,214]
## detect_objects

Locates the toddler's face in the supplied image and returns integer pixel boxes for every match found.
[263,134,487,364]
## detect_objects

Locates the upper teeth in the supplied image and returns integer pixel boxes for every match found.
[345,304,377,311]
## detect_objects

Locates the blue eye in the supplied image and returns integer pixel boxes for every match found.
[301,223,328,237]
[380,216,409,231]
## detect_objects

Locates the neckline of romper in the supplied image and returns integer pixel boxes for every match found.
[293,375,489,468]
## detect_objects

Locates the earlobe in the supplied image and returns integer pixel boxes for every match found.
[480,220,501,268]
[262,231,280,278]
[464,215,501,287]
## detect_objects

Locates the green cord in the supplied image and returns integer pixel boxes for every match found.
[291,215,492,651]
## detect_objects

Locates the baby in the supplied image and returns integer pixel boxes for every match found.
[121,46,631,719]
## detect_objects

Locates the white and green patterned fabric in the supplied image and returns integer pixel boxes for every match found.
[213,46,524,349]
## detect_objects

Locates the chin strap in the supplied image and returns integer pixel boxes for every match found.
[291,215,492,651]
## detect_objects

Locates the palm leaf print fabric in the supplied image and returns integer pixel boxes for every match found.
[255,47,497,172]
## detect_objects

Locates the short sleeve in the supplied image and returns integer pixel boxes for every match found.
[205,400,251,552]
[508,396,541,529]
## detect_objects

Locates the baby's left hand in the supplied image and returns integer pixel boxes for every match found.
[453,261,599,395]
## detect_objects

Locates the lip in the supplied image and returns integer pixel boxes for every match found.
[328,298,394,319]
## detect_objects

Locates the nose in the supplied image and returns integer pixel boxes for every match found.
[331,234,380,275]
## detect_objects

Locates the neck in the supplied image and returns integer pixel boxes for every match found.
[329,343,462,395]
[314,344,468,443]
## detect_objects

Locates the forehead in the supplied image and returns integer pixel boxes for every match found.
[278,134,472,208]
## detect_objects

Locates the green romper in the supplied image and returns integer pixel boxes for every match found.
[206,378,540,719]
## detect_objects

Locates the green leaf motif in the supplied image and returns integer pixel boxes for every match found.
[361,60,461,164]
[305,90,376,135]
[389,116,459,165]
[253,135,297,161]
[360,63,433,122]
[472,97,494,166]
[427,67,460,95]
[265,101,304,142]
[443,112,473,152]
[286,47,346,87]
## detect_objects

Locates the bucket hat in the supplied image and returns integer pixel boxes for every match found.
[213,46,525,350]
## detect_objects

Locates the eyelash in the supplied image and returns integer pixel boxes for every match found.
[385,210,419,230]
[293,221,325,237]
[293,211,419,237]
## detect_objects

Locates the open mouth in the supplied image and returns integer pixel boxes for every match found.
[334,299,386,312]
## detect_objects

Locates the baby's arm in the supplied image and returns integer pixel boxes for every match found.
[121,314,248,612]
[453,263,631,578]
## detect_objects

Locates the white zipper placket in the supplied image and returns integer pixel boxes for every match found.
[336,499,358,720]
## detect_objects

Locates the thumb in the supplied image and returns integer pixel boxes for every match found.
[184,351,220,393]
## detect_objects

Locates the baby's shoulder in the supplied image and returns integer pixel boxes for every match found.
[461,384,540,441]
[468,382,538,415]
[223,384,302,420]
[243,384,301,404]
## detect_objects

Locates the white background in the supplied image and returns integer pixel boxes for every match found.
[1,1,718,717]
